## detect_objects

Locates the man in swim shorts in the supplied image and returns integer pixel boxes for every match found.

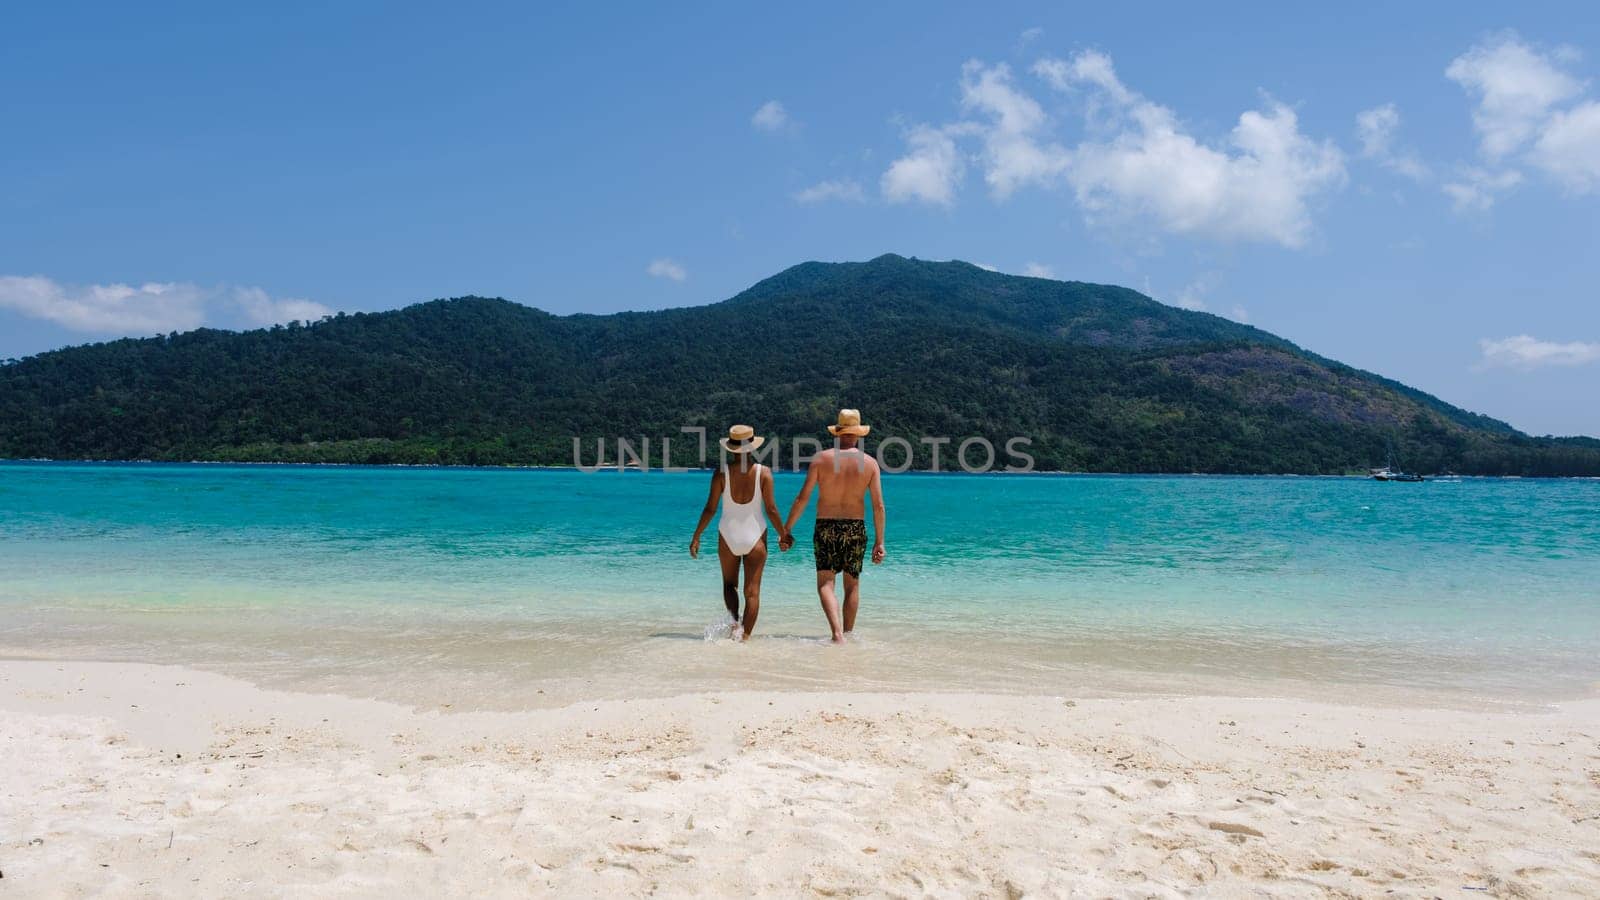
[780,409,886,643]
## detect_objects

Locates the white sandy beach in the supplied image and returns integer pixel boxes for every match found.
[3,660,1598,897]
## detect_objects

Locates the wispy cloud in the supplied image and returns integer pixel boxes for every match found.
[882,125,964,206]
[1172,271,1222,311]
[1355,103,1430,180]
[960,62,1069,198]
[1532,100,1600,193]
[231,287,334,327]
[646,258,688,282]
[1447,35,1582,162]
[793,178,865,205]
[1035,50,1346,248]
[0,276,207,334]
[1442,167,1523,212]
[1479,334,1600,368]
[1021,262,1055,278]
[881,51,1345,246]
[1445,34,1600,204]
[0,275,329,335]
[751,100,794,134]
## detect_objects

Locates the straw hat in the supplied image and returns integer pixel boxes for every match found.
[720,424,766,454]
[827,408,871,437]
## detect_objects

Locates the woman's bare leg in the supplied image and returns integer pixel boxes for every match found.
[737,533,768,640]
[717,535,740,631]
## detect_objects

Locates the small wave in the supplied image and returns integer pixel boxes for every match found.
[702,616,739,642]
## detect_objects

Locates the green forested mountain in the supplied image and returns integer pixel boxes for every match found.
[3,254,1597,475]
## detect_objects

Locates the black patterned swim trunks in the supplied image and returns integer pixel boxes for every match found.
[813,518,867,576]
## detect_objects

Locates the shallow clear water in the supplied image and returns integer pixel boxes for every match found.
[2,462,1597,707]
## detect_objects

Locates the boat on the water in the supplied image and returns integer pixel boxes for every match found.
[1370,466,1425,482]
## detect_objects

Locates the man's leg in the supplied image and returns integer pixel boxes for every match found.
[841,572,861,634]
[738,536,768,640]
[717,535,740,629]
[816,569,845,643]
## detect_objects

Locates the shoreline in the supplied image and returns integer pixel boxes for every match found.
[5,457,1595,478]
[4,659,1598,896]
[5,643,1591,717]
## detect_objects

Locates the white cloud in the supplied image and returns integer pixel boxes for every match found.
[646,258,687,282]
[1479,334,1600,368]
[1172,271,1221,311]
[0,275,328,336]
[1018,27,1043,47]
[231,286,332,326]
[1035,51,1134,107]
[1228,305,1250,323]
[882,125,964,206]
[1446,36,1582,162]
[1355,103,1430,180]
[0,276,207,334]
[1035,50,1346,248]
[1444,34,1600,201]
[879,52,1343,245]
[752,100,793,133]
[793,178,865,204]
[1531,100,1600,192]
[973,261,999,271]
[1020,262,1055,278]
[960,62,1070,198]
[1356,103,1401,157]
[1441,166,1523,212]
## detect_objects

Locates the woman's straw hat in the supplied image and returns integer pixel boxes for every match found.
[827,409,871,437]
[720,424,766,453]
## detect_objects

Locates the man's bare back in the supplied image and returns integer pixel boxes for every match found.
[810,448,878,519]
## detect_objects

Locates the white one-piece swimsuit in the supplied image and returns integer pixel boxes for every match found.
[718,464,766,555]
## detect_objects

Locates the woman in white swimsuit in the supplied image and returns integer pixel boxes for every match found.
[689,424,788,640]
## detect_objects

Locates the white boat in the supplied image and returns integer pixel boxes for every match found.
[1370,466,1423,482]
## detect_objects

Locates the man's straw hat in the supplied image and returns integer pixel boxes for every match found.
[827,409,871,437]
[720,424,766,454]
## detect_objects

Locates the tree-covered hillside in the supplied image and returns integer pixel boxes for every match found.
[2,254,1597,475]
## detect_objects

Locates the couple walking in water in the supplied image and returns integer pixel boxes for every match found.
[689,409,887,643]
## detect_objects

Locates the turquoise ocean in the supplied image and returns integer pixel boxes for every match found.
[2,462,1597,709]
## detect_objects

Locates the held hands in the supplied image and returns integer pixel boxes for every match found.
[778,530,794,552]
[872,542,886,565]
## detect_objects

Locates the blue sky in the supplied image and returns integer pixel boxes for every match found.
[3,2,1598,435]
